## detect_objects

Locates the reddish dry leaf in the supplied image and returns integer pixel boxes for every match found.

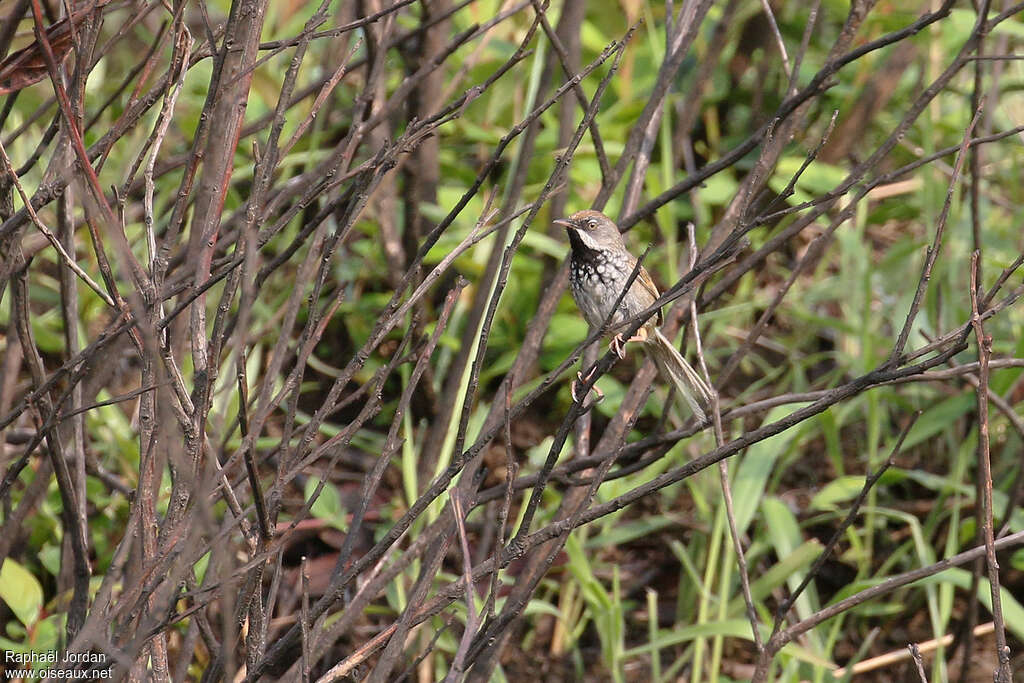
[0,0,110,95]
[0,28,73,94]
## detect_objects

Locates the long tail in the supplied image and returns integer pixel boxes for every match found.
[644,328,714,421]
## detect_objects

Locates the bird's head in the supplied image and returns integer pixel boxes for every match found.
[553,210,624,252]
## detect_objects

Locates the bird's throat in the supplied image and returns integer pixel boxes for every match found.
[567,227,601,254]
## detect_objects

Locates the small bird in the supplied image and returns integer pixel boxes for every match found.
[555,209,713,420]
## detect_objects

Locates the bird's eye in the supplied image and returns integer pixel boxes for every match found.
[587,219,597,229]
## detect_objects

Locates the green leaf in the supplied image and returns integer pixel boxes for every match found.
[768,157,847,207]
[585,517,677,549]
[38,545,61,578]
[0,559,43,628]
[699,172,739,206]
[523,599,563,618]
[762,496,823,648]
[921,568,1024,642]
[811,476,867,511]
[950,8,1024,39]
[623,618,755,656]
[1011,549,1024,572]
[305,479,347,531]
[742,540,823,607]
[521,229,567,259]
[732,404,809,534]
[902,393,975,450]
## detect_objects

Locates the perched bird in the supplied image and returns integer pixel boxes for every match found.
[555,209,713,420]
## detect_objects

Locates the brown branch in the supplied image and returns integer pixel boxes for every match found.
[969,251,1012,681]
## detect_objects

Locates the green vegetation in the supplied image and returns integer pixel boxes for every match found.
[0,0,1023,680]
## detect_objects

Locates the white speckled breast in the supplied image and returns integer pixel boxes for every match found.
[569,245,636,328]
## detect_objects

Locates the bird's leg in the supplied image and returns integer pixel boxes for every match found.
[610,326,650,358]
[571,366,604,404]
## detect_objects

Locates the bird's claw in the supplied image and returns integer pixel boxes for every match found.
[610,334,627,359]
[571,369,604,405]
[610,332,645,359]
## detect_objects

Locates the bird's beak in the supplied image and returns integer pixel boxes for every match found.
[552,218,574,230]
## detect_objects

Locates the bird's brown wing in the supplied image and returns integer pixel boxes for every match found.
[636,265,664,326]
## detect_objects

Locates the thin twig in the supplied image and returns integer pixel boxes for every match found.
[969,251,1011,682]
[445,490,479,681]
[887,103,983,364]
[0,138,114,307]
[690,222,762,654]
[758,0,791,88]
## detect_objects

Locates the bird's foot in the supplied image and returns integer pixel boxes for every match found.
[571,368,604,405]
[610,334,628,359]
[610,331,647,358]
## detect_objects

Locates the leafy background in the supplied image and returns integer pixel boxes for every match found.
[0,0,1023,681]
